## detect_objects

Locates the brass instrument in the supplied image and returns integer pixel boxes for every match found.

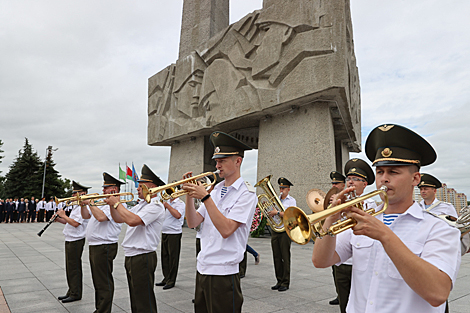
[254,175,285,233]
[283,186,388,245]
[142,170,220,203]
[78,192,135,206]
[426,206,470,237]
[54,193,99,205]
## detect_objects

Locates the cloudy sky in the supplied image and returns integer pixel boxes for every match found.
[1,0,469,197]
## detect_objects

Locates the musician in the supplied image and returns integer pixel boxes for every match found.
[56,181,90,303]
[155,195,185,290]
[312,124,461,313]
[418,174,457,218]
[418,173,469,313]
[266,177,296,292]
[106,164,165,313]
[418,174,470,255]
[37,197,46,222]
[331,159,377,313]
[328,171,346,306]
[183,131,257,313]
[80,175,123,313]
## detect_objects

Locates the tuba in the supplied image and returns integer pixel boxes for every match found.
[255,175,285,233]
[283,186,388,245]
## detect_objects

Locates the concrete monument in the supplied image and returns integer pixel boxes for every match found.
[148,0,361,211]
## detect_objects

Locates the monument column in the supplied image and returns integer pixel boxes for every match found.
[167,0,230,183]
[257,102,336,212]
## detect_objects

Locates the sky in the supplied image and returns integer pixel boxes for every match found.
[1,0,469,197]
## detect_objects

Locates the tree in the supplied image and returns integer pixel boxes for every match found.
[37,145,70,199]
[4,138,43,198]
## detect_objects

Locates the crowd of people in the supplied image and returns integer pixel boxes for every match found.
[0,197,70,223]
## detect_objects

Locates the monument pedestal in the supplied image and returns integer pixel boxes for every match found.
[257,102,335,212]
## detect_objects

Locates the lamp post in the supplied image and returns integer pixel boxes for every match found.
[41,146,58,199]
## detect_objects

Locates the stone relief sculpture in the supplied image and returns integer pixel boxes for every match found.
[148,0,360,148]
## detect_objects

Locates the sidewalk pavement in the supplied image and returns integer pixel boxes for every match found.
[1,222,469,313]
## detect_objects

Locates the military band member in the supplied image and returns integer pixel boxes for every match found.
[328,171,346,306]
[312,124,461,313]
[107,164,165,313]
[155,195,185,290]
[183,131,257,313]
[267,177,296,292]
[418,173,469,313]
[418,174,457,217]
[56,181,90,303]
[332,158,376,313]
[80,174,124,313]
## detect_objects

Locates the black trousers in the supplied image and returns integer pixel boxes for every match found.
[4,211,12,223]
[28,210,36,222]
[46,210,54,222]
[195,271,243,313]
[125,251,157,313]
[271,231,291,287]
[18,211,26,222]
[65,238,85,299]
[38,209,45,222]
[334,264,352,313]
[160,233,182,286]
[90,243,118,313]
[239,251,247,277]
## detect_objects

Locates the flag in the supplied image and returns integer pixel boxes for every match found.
[132,163,139,188]
[126,165,133,181]
[119,164,126,182]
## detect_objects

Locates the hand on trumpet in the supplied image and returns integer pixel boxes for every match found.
[181,171,213,200]
[104,195,121,208]
[324,186,356,227]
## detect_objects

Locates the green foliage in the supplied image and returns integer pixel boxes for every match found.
[3,139,70,199]
[4,138,43,198]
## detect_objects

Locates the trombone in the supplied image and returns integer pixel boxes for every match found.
[283,186,388,245]
[142,170,219,203]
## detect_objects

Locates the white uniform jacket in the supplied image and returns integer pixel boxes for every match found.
[196,177,257,276]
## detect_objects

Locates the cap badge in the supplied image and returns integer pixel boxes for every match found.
[352,159,358,162]
[381,148,392,158]
[213,132,220,137]
[215,147,220,153]
[378,124,394,132]
[351,168,356,172]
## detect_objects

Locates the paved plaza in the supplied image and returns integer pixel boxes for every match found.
[1,222,469,313]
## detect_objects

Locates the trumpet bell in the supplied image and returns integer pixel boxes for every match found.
[284,207,312,245]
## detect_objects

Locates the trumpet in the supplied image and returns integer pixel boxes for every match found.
[54,193,99,205]
[283,186,388,245]
[142,170,219,203]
